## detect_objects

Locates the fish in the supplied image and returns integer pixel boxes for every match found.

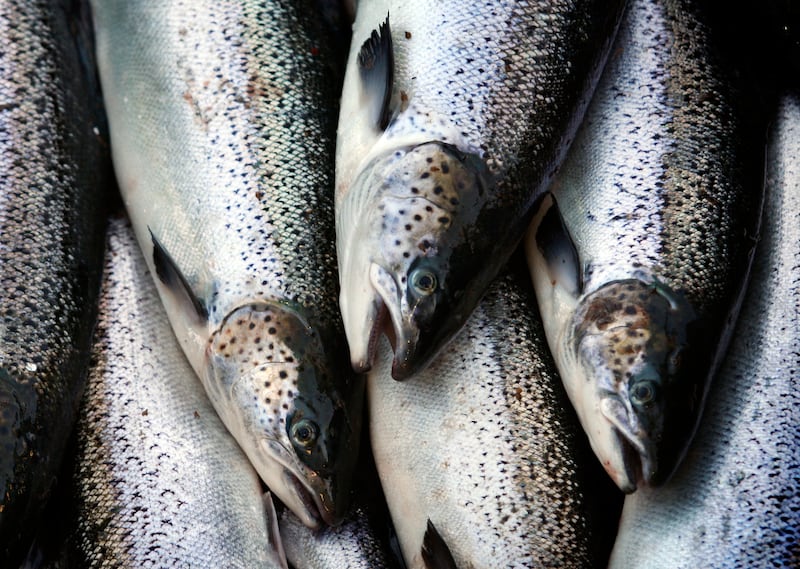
[0,0,110,563]
[524,0,765,492]
[65,216,289,569]
[334,0,626,379]
[606,91,800,568]
[90,0,364,528]
[368,256,623,568]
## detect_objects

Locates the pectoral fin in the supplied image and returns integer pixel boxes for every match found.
[534,193,583,297]
[149,228,208,321]
[357,14,394,130]
[421,519,458,569]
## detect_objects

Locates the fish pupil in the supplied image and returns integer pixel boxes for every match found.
[631,380,657,406]
[411,269,437,295]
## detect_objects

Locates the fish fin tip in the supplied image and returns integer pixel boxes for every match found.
[421,519,458,569]
[149,228,208,321]
[534,193,583,297]
[357,13,394,130]
[262,492,289,569]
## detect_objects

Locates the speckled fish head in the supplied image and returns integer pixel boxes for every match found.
[205,301,361,529]
[339,141,492,380]
[570,279,698,493]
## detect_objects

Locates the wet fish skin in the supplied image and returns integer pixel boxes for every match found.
[368,257,621,569]
[0,0,109,562]
[607,92,800,569]
[91,0,363,528]
[525,0,765,492]
[335,0,626,380]
[279,504,402,569]
[67,217,288,569]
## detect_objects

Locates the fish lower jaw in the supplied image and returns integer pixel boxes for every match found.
[607,431,643,494]
[282,469,326,529]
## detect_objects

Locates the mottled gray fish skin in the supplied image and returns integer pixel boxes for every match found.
[69,217,288,569]
[607,92,800,569]
[369,261,618,569]
[90,0,363,528]
[0,0,109,563]
[279,505,400,569]
[524,0,764,492]
[336,0,626,380]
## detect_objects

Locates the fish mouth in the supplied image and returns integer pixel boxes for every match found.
[340,281,388,374]
[598,396,657,492]
[282,468,329,529]
[368,262,427,381]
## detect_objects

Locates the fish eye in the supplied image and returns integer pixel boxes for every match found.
[630,380,658,407]
[290,419,319,447]
[410,268,437,296]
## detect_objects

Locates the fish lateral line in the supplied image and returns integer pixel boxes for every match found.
[358,13,394,131]
[149,227,208,321]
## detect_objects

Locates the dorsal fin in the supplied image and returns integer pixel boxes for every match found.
[149,228,208,321]
[357,13,394,130]
[534,193,583,297]
[421,519,458,569]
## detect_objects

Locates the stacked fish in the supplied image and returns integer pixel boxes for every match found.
[0,0,797,567]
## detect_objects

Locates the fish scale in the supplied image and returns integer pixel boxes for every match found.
[368,259,621,568]
[607,92,800,568]
[91,0,362,528]
[335,0,626,379]
[0,0,109,563]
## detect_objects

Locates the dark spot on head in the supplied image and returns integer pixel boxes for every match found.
[421,172,430,179]
[434,186,443,195]
[279,370,288,379]
[441,162,450,173]
[268,327,277,335]
[414,214,422,221]
[405,224,412,231]
[624,305,637,315]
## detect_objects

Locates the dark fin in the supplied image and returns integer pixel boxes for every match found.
[357,14,394,130]
[421,519,458,569]
[535,193,583,297]
[149,228,208,321]
[263,492,289,569]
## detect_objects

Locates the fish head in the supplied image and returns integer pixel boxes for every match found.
[206,302,362,529]
[571,279,698,492]
[338,141,493,380]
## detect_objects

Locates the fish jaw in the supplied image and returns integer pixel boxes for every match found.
[205,302,362,528]
[337,141,496,380]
